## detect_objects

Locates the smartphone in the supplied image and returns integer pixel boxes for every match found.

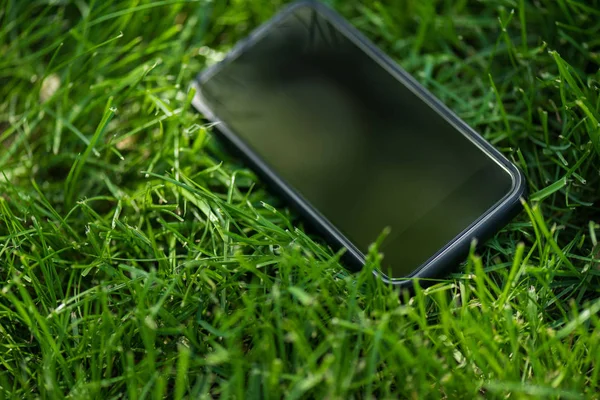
[191,1,526,287]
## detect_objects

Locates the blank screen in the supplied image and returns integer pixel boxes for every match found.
[198,6,513,278]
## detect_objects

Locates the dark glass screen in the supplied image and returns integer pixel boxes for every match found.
[198,7,513,277]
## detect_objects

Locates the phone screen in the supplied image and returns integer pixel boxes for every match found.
[197,6,514,278]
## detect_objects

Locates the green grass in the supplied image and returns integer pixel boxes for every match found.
[1,0,599,398]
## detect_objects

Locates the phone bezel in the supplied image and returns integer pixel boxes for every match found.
[191,0,527,288]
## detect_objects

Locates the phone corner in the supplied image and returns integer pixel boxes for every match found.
[276,0,319,16]
[287,0,320,8]
[507,159,528,201]
[505,165,528,218]
[515,167,529,202]
[188,81,210,119]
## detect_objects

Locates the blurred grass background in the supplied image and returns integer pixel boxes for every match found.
[1,0,599,398]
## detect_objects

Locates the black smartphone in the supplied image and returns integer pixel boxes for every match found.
[191,1,526,287]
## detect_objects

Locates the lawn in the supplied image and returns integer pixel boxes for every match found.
[1,0,599,398]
